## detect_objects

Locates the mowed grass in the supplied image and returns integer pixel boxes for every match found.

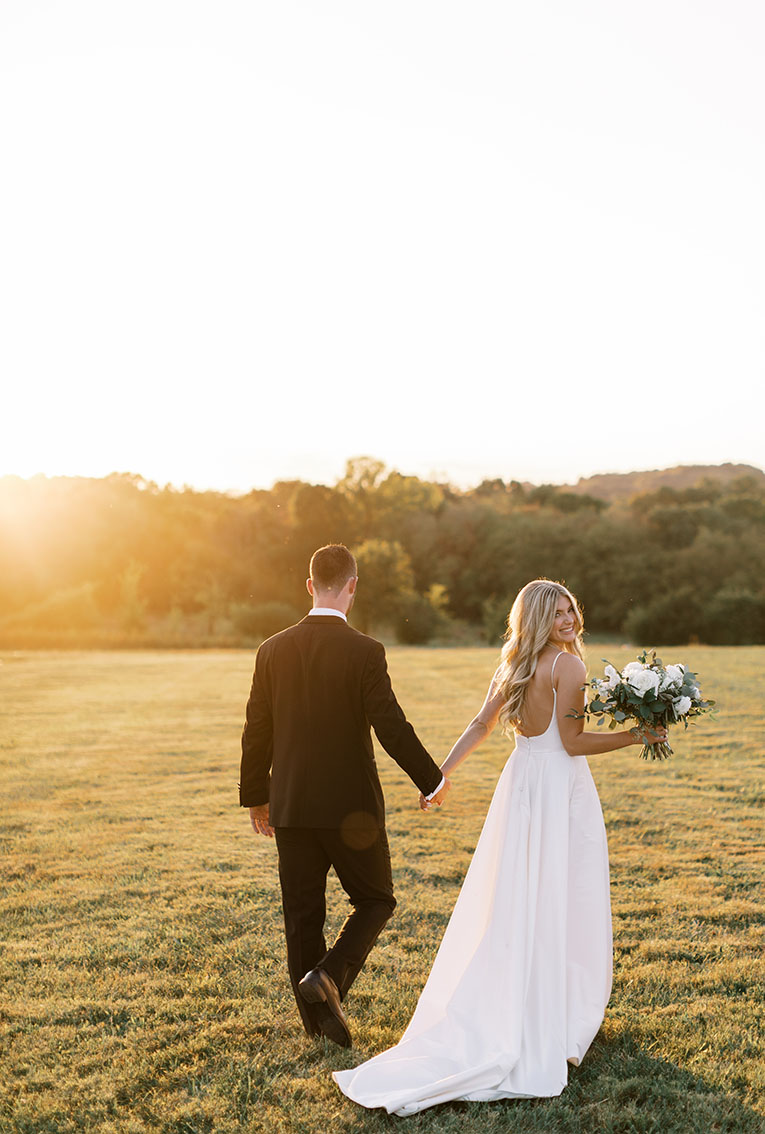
[1,644,763,1134]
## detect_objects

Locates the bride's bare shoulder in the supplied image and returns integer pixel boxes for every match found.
[554,653,587,682]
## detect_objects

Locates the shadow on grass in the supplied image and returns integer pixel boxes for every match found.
[324,1032,763,1134]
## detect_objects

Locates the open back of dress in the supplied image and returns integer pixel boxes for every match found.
[333,655,613,1116]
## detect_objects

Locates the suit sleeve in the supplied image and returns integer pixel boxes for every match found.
[239,653,274,807]
[361,642,443,797]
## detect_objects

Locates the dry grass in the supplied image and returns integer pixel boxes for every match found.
[1,645,763,1133]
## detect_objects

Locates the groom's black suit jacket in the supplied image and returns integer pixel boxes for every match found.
[239,614,442,828]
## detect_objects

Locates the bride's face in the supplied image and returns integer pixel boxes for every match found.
[548,596,578,646]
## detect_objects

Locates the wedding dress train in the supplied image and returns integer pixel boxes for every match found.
[333,669,612,1116]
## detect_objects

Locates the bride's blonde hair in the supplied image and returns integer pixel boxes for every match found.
[496,579,585,733]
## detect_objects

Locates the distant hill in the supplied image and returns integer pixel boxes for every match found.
[563,462,765,501]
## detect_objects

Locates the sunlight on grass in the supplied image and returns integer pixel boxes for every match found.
[1,646,763,1132]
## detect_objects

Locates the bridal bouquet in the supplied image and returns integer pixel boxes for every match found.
[584,650,715,760]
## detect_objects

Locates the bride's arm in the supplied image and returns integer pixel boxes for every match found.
[420,675,506,808]
[555,654,666,755]
[440,673,506,777]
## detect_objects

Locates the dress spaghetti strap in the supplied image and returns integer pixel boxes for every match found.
[550,651,565,689]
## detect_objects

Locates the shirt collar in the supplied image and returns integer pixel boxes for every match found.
[308,607,347,621]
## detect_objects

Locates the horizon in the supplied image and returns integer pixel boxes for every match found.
[2,457,763,497]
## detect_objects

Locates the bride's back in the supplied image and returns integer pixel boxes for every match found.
[517,650,561,737]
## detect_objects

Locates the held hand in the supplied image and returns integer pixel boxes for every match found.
[631,724,668,746]
[419,777,451,812]
[249,804,274,838]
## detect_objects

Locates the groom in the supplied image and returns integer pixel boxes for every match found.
[240,544,450,1046]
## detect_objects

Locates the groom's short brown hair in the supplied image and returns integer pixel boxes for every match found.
[309,544,357,593]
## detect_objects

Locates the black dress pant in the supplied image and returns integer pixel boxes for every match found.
[274,825,396,1035]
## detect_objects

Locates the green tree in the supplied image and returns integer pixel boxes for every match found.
[337,457,387,540]
[702,589,765,644]
[352,539,415,634]
[623,587,704,645]
[118,560,147,630]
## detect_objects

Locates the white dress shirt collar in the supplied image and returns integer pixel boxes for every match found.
[308,607,347,621]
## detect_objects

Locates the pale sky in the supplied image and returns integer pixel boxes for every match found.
[2,1,763,492]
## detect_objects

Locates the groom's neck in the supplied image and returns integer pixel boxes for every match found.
[312,591,350,615]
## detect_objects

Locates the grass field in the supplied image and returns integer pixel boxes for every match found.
[1,645,763,1133]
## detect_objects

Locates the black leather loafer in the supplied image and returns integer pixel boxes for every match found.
[298,968,352,1048]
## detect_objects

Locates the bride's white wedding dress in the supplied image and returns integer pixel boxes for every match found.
[333,654,612,1116]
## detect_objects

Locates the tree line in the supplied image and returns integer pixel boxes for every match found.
[1,458,764,647]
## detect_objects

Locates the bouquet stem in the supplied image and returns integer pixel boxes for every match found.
[640,740,674,761]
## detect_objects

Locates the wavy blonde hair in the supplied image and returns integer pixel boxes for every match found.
[496,579,585,733]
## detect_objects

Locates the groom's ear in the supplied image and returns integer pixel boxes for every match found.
[306,578,314,597]
[348,576,358,594]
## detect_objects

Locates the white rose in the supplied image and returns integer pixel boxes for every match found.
[622,662,644,680]
[604,664,620,688]
[627,669,661,698]
[674,695,692,716]
[690,685,700,699]
[591,681,612,704]
[662,664,685,689]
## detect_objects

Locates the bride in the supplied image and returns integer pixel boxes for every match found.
[333,579,666,1116]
